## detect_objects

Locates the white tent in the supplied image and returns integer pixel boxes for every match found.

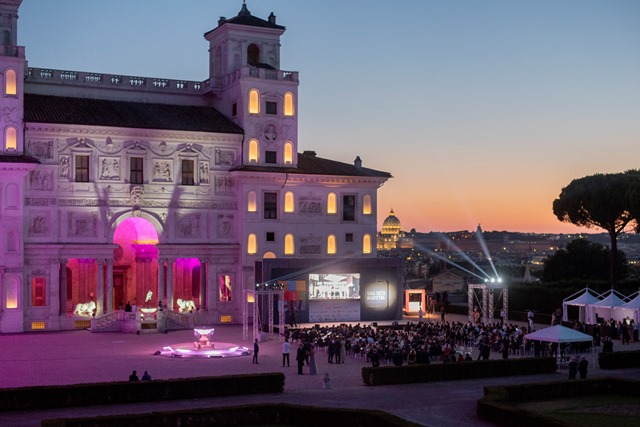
[616,291,640,323]
[562,288,601,324]
[589,289,629,323]
[524,324,595,368]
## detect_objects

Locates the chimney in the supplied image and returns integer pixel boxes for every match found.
[218,16,226,27]
[268,12,276,24]
[354,156,362,170]
[303,150,316,157]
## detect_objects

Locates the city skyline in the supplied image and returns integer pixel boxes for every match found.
[18,0,640,234]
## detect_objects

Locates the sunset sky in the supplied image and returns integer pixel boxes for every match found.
[18,1,640,234]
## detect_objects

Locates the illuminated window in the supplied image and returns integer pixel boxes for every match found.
[284,233,294,255]
[284,92,294,116]
[75,155,90,182]
[284,191,294,213]
[247,233,257,254]
[5,68,16,95]
[327,192,337,214]
[31,277,46,306]
[181,159,194,185]
[219,275,232,302]
[130,157,143,184]
[284,142,293,164]
[5,126,16,150]
[5,277,18,309]
[249,139,259,163]
[363,234,372,254]
[327,234,336,255]
[343,195,356,221]
[264,192,277,219]
[247,191,257,212]
[263,251,276,259]
[363,194,372,215]
[249,89,260,114]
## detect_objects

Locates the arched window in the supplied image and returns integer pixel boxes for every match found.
[248,139,259,163]
[327,192,337,214]
[284,233,294,255]
[248,89,260,114]
[5,277,19,309]
[284,92,294,116]
[284,142,293,164]
[5,68,16,95]
[247,233,257,254]
[327,235,336,255]
[363,194,372,215]
[5,126,16,150]
[247,191,257,212]
[363,234,372,254]
[247,43,260,66]
[263,251,276,259]
[284,191,294,213]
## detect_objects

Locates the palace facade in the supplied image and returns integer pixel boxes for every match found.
[0,1,391,332]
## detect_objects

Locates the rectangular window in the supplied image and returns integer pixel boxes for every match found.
[31,277,46,307]
[181,159,195,185]
[232,103,238,117]
[266,232,275,242]
[265,151,277,164]
[264,192,278,219]
[266,101,277,115]
[75,155,89,182]
[343,195,356,221]
[219,275,232,302]
[130,157,144,184]
[345,233,354,243]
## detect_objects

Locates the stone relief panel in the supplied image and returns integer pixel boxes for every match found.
[67,212,98,238]
[28,169,54,191]
[214,175,235,194]
[214,148,235,167]
[298,194,323,216]
[299,235,322,255]
[59,155,70,179]
[263,123,277,142]
[152,159,173,182]
[216,214,234,239]
[199,161,210,184]
[130,186,144,209]
[176,213,201,238]
[27,212,50,237]
[1,106,17,126]
[28,140,54,161]
[98,156,121,180]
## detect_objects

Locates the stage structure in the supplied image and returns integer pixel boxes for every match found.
[468,282,508,324]
[243,285,284,342]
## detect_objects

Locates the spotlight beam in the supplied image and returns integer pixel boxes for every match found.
[423,248,488,281]
[433,234,491,279]
[474,228,499,279]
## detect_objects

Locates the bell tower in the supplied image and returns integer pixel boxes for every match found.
[204,2,299,168]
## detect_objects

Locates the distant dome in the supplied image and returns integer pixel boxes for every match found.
[381,209,402,235]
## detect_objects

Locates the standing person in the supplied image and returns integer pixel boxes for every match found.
[527,310,535,331]
[568,357,578,380]
[322,373,331,389]
[418,308,424,323]
[500,308,507,324]
[128,370,139,381]
[578,356,589,379]
[252,339,259,364]
[371,348,381,367]
[308,344,318,375]
[296,343,305,375]
[282,339,290,367]
[339,336,346,364]
[328,338,335,363]
[440,305,446,322]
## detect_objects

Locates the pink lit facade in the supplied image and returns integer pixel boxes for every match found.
[0,1,391,333]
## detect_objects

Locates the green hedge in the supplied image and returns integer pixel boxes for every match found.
[0,373,284,412]
[477,378,640,427]
[41,403,423,427]
[361,357,556,386]
[598,350,640,369]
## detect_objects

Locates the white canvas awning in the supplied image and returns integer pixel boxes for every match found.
[524,324,593,344]
[562,288,602,323]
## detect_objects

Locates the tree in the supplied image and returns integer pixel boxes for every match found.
[553,172,637,289]
[542,239,628,283]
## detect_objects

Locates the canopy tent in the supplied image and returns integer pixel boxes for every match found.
[562,288,602,324]
[589,289,629,323]
[525,324,595,369]
[616,291,640,323]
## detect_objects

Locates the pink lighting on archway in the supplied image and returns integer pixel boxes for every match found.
[113,217,159,246]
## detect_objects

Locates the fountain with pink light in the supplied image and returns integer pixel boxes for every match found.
[156,326,250,358]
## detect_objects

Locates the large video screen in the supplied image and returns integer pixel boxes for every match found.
[308,273,360,300]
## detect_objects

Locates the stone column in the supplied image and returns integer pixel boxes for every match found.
[157,258,165,308]
[49,258,61,320]
[199,258,207,311]
[106,260,113,313]
[166,259,174,311]
[96,259,104,316]
[59,259,68,315]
